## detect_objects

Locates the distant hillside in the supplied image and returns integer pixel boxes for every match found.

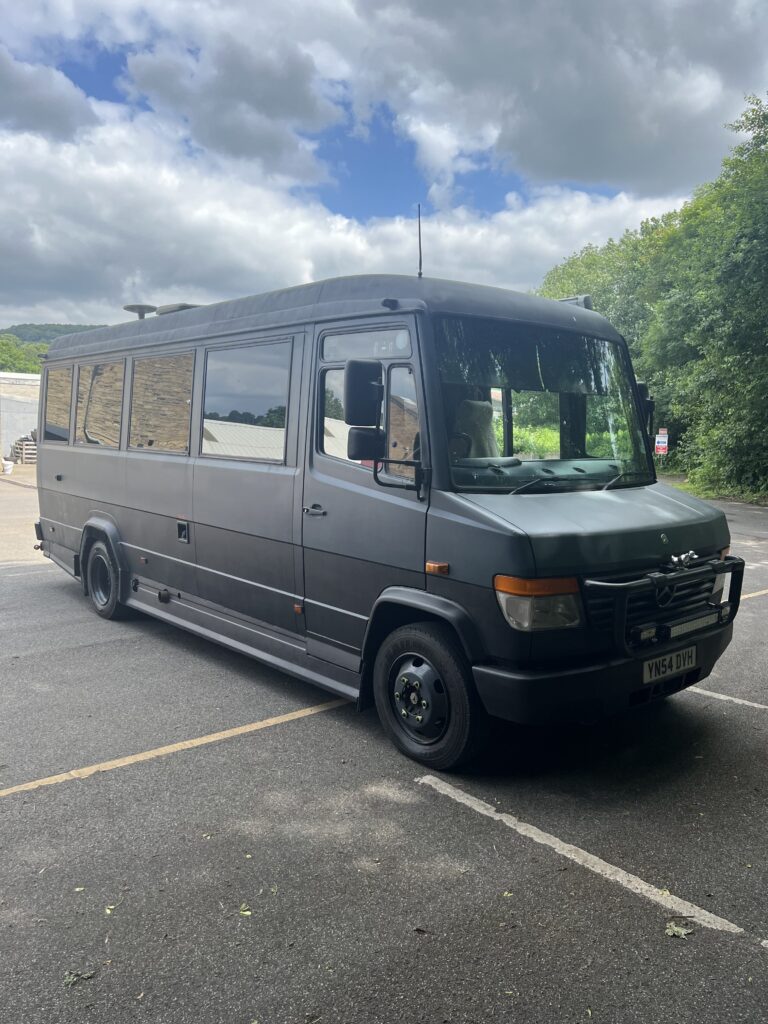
[4,323,104,344]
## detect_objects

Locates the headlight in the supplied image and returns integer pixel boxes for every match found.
[494,575,584,631]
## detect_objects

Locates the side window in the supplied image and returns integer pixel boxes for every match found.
[319,368,357,463]
[129,352,194,453]
[43,367,73,442]
[75,362,124,447]
[318,326,413,467]
[201,341,292,462]
[386,366,420,481]
[322,328,410,361]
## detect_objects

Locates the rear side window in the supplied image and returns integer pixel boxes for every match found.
[201,340,292,462]
[75,362,124,447]
[129,353,194,453]
[43,367,73,442]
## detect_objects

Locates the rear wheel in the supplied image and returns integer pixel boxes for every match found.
[86,540,129,620]
[372,621,488,770]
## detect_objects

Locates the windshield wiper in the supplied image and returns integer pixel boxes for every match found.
[602,471,650,491]
[510,476,562,495]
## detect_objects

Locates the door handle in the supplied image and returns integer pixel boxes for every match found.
[302,504,327,517]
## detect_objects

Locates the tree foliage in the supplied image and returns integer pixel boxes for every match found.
[540,94,768,497]
[0,334,48,373]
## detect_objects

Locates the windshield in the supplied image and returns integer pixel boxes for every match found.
[436,315,653,493]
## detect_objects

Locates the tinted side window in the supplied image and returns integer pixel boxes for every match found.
[202,341,291,462]
[75,362,124,447]
[129,353,194,453]
[319,368,357,462]
[322,328,411,361]
[44,367,73,442]
[386,365,420,481]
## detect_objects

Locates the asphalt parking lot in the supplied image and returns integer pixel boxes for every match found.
[2,471,768,1024]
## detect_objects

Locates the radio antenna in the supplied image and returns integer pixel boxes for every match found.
[417,203,423,278]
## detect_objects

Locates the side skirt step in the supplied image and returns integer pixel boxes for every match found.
[125,583,361,702]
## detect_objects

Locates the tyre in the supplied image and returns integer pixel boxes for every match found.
[85,539,129,620]
[372,621,488,770]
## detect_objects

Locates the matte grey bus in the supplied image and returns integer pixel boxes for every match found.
[35,275,744,768]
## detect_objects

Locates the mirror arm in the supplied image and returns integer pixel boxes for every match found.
[372,458,428,500]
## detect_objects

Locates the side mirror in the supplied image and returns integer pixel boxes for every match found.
[344,359,383,426]
[347,427,385,462]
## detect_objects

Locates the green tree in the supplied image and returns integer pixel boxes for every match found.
[0,334,48,372]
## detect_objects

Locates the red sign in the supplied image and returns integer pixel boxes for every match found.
[655,434,669,455]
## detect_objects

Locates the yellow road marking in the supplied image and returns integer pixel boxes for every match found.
[742,588,768,601]
[0,699,348,800]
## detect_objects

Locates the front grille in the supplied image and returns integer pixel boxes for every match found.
[585,568,716,633]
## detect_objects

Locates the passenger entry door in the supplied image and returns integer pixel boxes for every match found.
[193,333,304,636]
[301,321,428,669]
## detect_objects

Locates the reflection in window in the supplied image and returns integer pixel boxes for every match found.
[44,367,73,442]
[319,368,357,463]
[76,362,124,447]
[322,328,410,362]
[202,341,291,461]
[129,353,194,453]
[386,366,420,481]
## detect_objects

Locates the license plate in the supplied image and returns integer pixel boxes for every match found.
[643,646,697,685]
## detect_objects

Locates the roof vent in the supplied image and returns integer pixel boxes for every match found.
[558,294,593,310]
[156,303,201,316]
[124,303,157,320]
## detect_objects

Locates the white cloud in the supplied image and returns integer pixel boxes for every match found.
[4,0,767,193]
[0,45,98,139]
[0,0,765,324]
[0,123,682,324]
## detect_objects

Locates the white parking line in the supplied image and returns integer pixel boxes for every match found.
[688,687,768,710]
[418,774,758,940]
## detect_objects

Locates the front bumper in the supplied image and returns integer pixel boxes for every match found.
[474,553,744,725]
[473,622,733,724]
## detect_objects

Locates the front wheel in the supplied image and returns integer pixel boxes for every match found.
[372,621,488,770]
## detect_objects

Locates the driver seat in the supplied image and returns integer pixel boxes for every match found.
[453,400,499,459]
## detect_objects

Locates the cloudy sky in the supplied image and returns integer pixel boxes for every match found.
[1,1,766,325]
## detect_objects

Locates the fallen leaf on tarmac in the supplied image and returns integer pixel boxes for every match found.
[63,969,95,988]
[105,906,116,915]
[658,888,671,896]
[245,853,253,859]
[74,887,85,893]
[587,1010,592,1018]
[503,891,514,897]
[239,903,252,917]
[665,921,693,939]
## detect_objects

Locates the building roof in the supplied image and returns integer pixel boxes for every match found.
[46,274,621,362]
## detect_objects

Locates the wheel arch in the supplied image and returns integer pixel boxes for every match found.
[78,516,126,597]
[358,587,482,709]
